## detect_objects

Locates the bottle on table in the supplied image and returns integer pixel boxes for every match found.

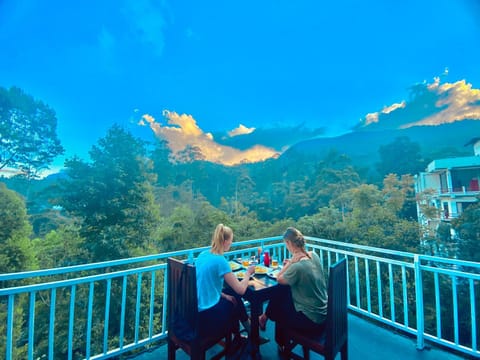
[264,250,270,267]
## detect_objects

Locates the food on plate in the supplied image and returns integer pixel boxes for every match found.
[229,261,241,271]
[254,265,268,274]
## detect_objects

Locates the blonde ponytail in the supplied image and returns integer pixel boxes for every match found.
[211,224,233,254]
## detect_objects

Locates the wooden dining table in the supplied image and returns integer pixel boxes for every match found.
[242,272,285,359]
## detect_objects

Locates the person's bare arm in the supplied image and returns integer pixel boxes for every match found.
[224,265,255,295]
[276,259,291,285]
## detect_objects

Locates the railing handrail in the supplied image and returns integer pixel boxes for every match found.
[5,234,477,283]
[0,236,284,282]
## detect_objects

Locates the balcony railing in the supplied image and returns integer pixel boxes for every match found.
[439,186,480,195]
[1,236,479,359]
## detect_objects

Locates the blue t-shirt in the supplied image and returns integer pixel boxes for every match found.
[195,250,231,311]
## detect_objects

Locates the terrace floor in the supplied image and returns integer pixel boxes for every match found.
[128,313,465,360]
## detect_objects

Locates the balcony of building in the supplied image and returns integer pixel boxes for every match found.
[1,236,478,360]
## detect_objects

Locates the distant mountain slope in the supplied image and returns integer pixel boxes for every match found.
[284,120,480,168]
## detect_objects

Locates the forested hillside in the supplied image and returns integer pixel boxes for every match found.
[1,86,479,275]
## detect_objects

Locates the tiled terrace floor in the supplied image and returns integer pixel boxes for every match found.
[128,314,465,360]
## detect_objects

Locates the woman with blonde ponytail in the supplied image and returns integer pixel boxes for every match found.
[258,227,328,346]
[195,224,255,344]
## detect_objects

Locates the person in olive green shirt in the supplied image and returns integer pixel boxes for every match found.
[259,227,327,342]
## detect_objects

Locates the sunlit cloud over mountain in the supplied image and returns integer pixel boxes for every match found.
[139,111,279,165]
[409,78,480,128]
[358,78,480,131]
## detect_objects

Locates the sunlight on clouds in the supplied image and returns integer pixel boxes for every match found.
[360,78,480,129]
[228,124,256,137]
[402,79,480,128]
[140,111,279,165]
[363,102,406,126]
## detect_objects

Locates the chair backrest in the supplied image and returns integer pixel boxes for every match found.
[325,258,347,356]
[167,257,199,338]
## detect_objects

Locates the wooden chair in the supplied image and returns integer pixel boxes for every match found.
[167,257,232,360]
[275,258,348,360]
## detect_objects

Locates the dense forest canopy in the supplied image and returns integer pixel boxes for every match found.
[0,86,479,272]
[1,85,478,360]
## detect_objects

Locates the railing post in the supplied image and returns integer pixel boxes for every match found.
[414,255,425,350]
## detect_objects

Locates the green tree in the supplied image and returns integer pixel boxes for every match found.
[0,183,36,273]
[150,138,174,186]
[0,183,35,359]
[32,226,87,269]
[58,124,161,261]
[452,200,480,262]
[0,86,64,178]
[376,137,424,179]
[341,182,420,252]
[382,173,417,219]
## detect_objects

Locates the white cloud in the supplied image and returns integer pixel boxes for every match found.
[228,124,256,137]
[363,101,406,126]
[360,78,480,129]
[141,111,279,165]
[402,79,480,128]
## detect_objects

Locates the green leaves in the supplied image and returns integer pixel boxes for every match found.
[0,86,64,178]
[0,183,36,273]
[58,125,161,262]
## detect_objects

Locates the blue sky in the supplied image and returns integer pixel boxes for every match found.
[1,0,479,167]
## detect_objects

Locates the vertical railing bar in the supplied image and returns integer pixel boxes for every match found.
[28,291,36,360]
[68,285,76,360]
[434,272,441,339]
[452,276,459,345]
[149,271,156,338]
[355,257,360,307]
[120,275,127,348]
[402,265,408,327]
[388,263,395,322]
[103,279,112,354]
[6,294,14,360]
[319,249,324,269]
[365,258,371,313]
[49,288,57,360]
[86,282,94,359]
[376,261,383,318]
[414,255,424,350]
[135,273,143,343]
[346,255,351,307]
[469,279,477,352]
[327,251,332,269]
[162,269,168,333]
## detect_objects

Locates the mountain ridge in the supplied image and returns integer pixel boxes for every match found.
[283,120,480,168]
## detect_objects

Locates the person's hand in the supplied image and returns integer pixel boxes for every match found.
[246,265,255,276]
[283,259,290,266]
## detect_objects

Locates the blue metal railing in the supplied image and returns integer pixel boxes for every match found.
[0,236,478,359]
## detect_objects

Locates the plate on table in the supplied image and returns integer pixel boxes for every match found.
[254,265,269,275]
[235,271,253,279]
[267,269,281,279]
[229,261,242,271]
